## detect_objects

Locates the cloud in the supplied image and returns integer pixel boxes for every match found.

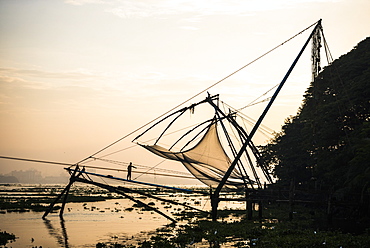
[0,67,99,81]
[181,16,202,23]
[0,67,110,110]
[64,0,106,5]
[103,1,254,19]
[179,26,199,31]
[0,72,110,114]
[65,0,342,19]
[0,74,50,91]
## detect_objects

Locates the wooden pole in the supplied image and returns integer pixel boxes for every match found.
[258,201,263,219]
[247,200,253,220]
[59,181,73,218]
[73,177,177,223]
[42,166,79,219]
[211,20,322,221]
[117,186,209,214]
[42,183,71,219]
[211,189,219,221]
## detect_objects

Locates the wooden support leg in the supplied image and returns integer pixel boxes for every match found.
[42,183,71,219]
[74,177,177,223]
[43,167,79,219]
[59,181,73,218]
[247,200,253,220]
[117,186,209,214]
[119,189,177,223]
[60,218,70,248]
[258,201,263,219]
[211,193,219,222]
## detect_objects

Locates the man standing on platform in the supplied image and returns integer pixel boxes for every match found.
[127,162,136,180]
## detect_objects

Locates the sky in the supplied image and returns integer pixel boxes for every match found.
[0,0,369,184]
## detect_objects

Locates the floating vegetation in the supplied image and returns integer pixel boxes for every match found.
[0,184,124,212]
[96,202,370,247]
[2,184,369,247]
[0,231,16,246]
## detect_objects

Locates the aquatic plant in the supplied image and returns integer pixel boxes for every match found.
[0,231,16,246]
[133,202,370,247]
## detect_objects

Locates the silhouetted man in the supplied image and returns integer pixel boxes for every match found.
[127,162,136,180]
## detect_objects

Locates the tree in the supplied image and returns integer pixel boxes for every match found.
[260,37,370,198]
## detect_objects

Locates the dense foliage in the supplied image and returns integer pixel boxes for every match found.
[260,37,370,199]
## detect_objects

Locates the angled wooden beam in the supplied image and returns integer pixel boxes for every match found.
[42,166,79,219]
[211,19,322,221]
[73,177,177,223]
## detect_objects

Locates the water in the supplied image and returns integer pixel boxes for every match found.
[0,184,246,247]
[1,199,169,247]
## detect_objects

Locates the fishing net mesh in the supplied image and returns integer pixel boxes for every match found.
[140,123,242,187]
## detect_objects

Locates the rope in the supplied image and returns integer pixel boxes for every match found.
[86,121,203,160]
[83,159,192,177]
[242,97,272,108]
[319,28,353,148]
[0,155,74,167]
[238,83,279,111]
[202,197,209,211]
[92,157,191,177]
[76,20,320,163]
[0,155,196,180]
[77,163,197,180]
[133,159,166,181]
[221,101,274,134]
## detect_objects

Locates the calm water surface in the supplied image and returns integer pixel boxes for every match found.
[1,199,171,247]
[1,185,245,247]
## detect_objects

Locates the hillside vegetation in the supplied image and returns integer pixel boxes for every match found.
[261,37,370,207]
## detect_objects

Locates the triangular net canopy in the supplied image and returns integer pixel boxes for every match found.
[139,122,244,188]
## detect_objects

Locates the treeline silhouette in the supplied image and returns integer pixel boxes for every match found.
[260,37,370,224]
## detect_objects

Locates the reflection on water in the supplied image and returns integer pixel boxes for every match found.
[44,218,69,248]
[1,199,172,247]
[0,185,246,247]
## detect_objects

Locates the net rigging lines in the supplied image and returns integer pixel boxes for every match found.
[74,19,321,167]
[0,19,329,223]
[1,20,326,192]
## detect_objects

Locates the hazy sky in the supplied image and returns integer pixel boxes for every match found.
[0,0,369,184]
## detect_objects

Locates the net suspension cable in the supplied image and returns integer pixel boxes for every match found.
[77,122,215,178]
[122,98,273,181]
[224,102,273,138]
[320,26,354,148]
[237,83,279,112]
[86,121,233,181]
[213,112,252,186]
[220,101,274,138]
[1,21,321,186]
[89,122,203,160]
[219,105,256,182]
[87,107,269,180]
[0,155,199,181]
[219,104,265,184]
[207,98,267,186]
[213,20,324,196]
[78,163,198,180]
[73,20,320,165]
[84,158,196,179]
[133,159,166,181]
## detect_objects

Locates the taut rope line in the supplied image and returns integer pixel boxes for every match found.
[76,20,320,163]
